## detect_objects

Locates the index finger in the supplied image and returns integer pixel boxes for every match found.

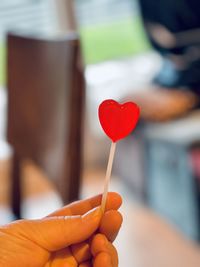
[47,192,122,217]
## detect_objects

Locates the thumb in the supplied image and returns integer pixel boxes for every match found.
[7,207,102,252]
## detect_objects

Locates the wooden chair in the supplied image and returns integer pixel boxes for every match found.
[6,32,85,219]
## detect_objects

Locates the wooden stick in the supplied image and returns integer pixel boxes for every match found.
[101,141,116,212]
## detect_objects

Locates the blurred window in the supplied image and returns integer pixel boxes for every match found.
[0,0,56,39]
[75,0,151,65]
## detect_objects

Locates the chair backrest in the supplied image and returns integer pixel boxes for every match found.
[7,32,85,203]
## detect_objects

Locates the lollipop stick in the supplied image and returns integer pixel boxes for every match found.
[101,141,116,212]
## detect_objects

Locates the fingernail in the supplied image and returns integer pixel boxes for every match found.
[83,207,102,222]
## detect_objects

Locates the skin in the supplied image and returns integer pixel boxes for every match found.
[126,87,197,122]
[0,192,123,267]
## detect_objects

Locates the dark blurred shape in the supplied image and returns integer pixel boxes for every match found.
[139,0,200,91]
[6,32,85,219]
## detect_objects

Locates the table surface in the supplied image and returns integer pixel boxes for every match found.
[145,110,200,145]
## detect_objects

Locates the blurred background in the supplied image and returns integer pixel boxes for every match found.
[1,0,200,266]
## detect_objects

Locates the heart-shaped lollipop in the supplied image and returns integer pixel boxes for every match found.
[99,99,140,142]
[98,99,140,212]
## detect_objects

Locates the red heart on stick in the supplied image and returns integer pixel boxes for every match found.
[98,99,140,142]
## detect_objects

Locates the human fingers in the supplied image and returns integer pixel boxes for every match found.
[93,252,113,267]
[71,244,113,267]
[71,210,122,263]
[71,241,92,264]
[99,210,123,242]
[91,234,118,267]
[48,192,122,217]
[79,261,91,267]
[3,208,102,252]
[47,247,77,267]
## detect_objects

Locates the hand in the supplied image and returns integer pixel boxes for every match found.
[125,87,197,122]
[0,192,122,267]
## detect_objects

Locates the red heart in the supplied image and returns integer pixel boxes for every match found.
[98,99,140,142]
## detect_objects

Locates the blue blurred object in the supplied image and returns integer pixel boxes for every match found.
[145,112,200,240]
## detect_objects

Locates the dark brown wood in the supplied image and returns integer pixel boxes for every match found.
[6,32,85,218]
[11,152,21,219]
